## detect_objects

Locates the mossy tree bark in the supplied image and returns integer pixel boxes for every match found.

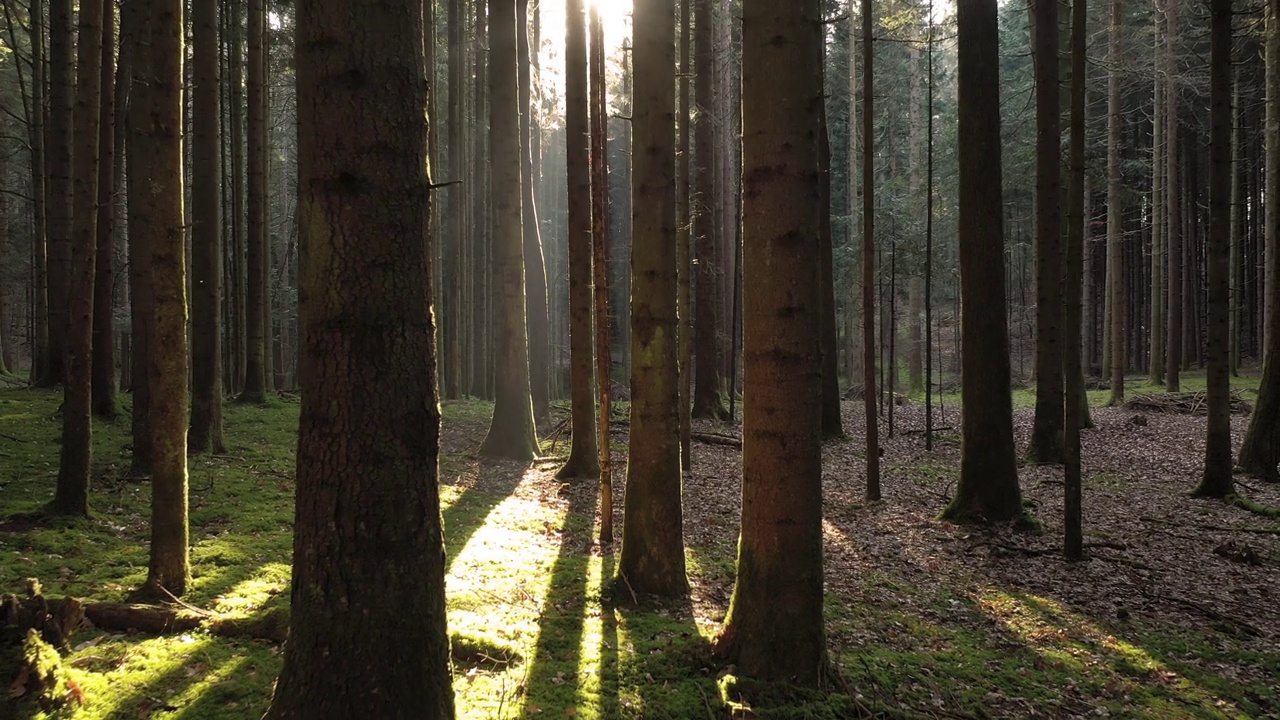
[519,0,552,425]
[718,0,828,687]
[140,0,190,597]
[125,0,152,477]
[1028,0,1064,465]
[618,0,689,600]
[942,0,1023,524]
[556,0,600,481]
[266,0,454,713]
[1239,0,1280,483]
[1195,0,1235,499]
[40,0,72,388]
[239,0,269,404]
[51,0,103,518]
[691,0,726,421]
[480,0,540,462]
[91,0,118,421]
[190,0,225,455]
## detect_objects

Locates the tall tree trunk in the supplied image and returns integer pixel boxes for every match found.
[1150,0,1166,385]
[479,0,539,460]
[691,0,725,419]
[469,0,490,399]
[589,4,613,542]
[942,0,1022,524]
[677,0,693,466]
[27,0,49,382]
[818,88,843,438]
[1028,0,1063,463]
[847,9,861,386]
[862,0,880,500]
[190,0,225,453]
[240,0,268,403]
[1064,0,1088,562]
[1165,0,1182,391]
[556,0,599,481]
[618,0,689,599]
[719,0,829,688]
[42,0,72,387]
[126,0,152,475]
[1195,0,1234,498]
[265,0,454,711]
[228,0,247,394]
[51,0,104,517]
[907,43,924,397]
[1229,70,1241,377]
[1105,0,1125,406]
[519,0,551,424]
[1239,0,1280,482]
[91,0,118,419]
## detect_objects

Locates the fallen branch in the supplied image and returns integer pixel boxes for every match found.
[691,432,741,449]
[1141,515,1280,535]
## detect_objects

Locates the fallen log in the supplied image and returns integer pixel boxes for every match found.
[73,602,290,643]
[1125,391,1252,416]
[691,432,742,449]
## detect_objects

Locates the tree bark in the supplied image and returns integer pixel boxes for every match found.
[125,0,152,476]
[677,0,694,466]
[618,0,689,599]
[51,0,104,517]
[1105,0,1125,406]
[266,0,454,712]
[1028,0,1064,464]
[91,0,118,420]
[27,0,49,383]
[479,0,540,461]
[818,91,843,439]
[1150,0,1166,386]
[1195,0,1234,498]
[41,0,72,388]
[519,0,551,425]
[1064,0,1088,561]
[1166,0,1182,391]
[719,0,829,688]
[590,5,613,543]
[190,0,225,454]
[239,0,269,403]
[862,0,881,501]
[908,44,924,397]
[556,0,600,481]
[943,0,1022,524]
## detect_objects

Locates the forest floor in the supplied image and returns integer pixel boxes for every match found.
[0,375,1278,719]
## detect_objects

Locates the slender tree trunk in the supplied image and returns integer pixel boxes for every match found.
[265,0,454,711]
[908,44,924,397]
[677,0,694,466]
[862,0,880,500]
[1195,0,1234,498]
[1105,0,1125,406]
[618,0,689,599]
[818,90,843,438]
[556,0,600,481]
[469,0,490,399]
[691,0,725,419]
[1166,0,1182,391]
[228,0,247,394]
[239,0,268,403]
[479,0,539,461]
[519,0,551,424]
[590,4,613,543]
[1150,0,1166,385]
[126,0,152,475]
[1229,70,1241,377]
[91,0,118,419]
[847,9,861,386]
[719,0,829,688]
[190,0,225,453]
[1029,0,1064,463]
[1064,0,1087,561]
[51,0,104,517]
[27,0,49,382]
[943,0,1023,524]
[41,0,73,387]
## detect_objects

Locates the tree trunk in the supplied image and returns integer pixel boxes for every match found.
[519,0,551,425]
[265,0,454,711]
[27,0,49,383]
[1106,0,1125,406]
[51,0,104,517]
[240,0,269,403]
[555,0,600,481]
[469,0,490,399]
[1028,0,1064,464]
[1150,0,1166,385]
[677,0,694,467]
[618,0,689,599]
[126,0,152,476]
[91,0,118,420]
[862,0,880,500]
[942,0,1022,524]
[691,0,726,420]
[479,0,539,461]
[719,0,829,688]
[1195,0,1235,498]
[1166,0,1182,391]
[1064,0,1088,561]
[818,91,843,439]
[1229,70,1241,377]
[190,0,225,454]
[908,44,924,397]
[1239,0,1280,483]
[41,0,73,388]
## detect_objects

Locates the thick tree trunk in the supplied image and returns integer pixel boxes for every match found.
[190,0,225,454]
[943,0,1022,524]
[519,0,551,424]
[618,0,689,599]
[91,0,118,420]
[691,0,725,420]
[140,0,190,597]
[240,0,269,403]
[41,0,72,388]
[479,0,539,461]
[51,0,104,517]
[1196,0,1234,498]
[1028,0,1064,464]
[719,0,829,688]
[266,0,454,712]
[556,0,600,481]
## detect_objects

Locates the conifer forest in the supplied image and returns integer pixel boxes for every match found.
[3,0,1280,716]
